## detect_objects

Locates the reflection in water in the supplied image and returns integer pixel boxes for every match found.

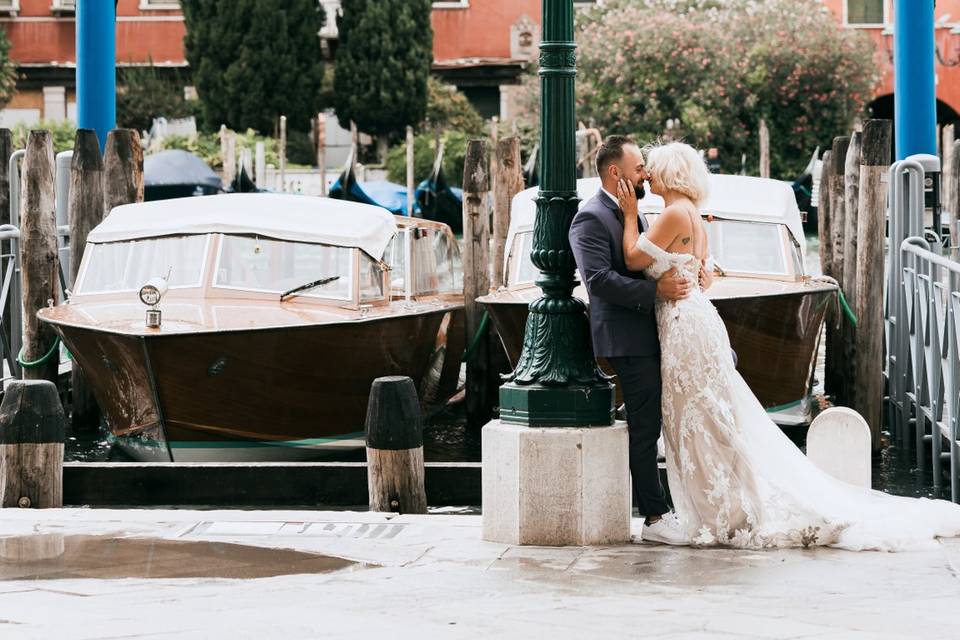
[0,535,360,580]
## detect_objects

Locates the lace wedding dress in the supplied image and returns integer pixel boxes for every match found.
[636,233,960,551]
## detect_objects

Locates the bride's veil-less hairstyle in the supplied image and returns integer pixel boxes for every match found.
[644,142,710,206]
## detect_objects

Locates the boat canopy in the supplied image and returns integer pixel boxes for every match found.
[87,193,399,260]
[509,175,806,251]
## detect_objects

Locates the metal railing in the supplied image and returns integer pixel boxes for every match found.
[886,154,960,500]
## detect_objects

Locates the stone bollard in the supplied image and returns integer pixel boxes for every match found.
[365,376,427,514]
[0,380,66,508]
[806,406,871,488]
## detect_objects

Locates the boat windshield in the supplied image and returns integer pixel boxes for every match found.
[388,227,462,296]
[704,219,791,276]
[78,235,208,294]
[214,235,356,301]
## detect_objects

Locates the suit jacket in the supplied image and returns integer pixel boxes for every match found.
[568,189,660,358]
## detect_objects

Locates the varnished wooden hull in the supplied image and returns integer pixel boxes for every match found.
[50,310,463,461]
[481,286,832,416]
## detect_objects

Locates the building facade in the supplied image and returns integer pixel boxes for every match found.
[0,0,185,126]
[823,0,960,123]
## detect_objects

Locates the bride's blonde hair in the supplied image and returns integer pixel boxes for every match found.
[645,141,710,205]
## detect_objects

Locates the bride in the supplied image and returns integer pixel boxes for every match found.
[618,141,960,551]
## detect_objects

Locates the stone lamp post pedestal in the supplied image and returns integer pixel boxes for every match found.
[482,421,630,546]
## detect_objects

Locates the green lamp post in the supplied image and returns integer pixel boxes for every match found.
[497,0,614,427]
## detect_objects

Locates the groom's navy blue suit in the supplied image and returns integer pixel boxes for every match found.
[568,189,670,518]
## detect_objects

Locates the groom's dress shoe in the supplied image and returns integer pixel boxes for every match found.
[639,514,690,545]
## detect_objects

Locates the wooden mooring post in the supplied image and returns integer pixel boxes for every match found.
[365,376,426,514]
[104,129,143,216]
[841,131,862,409]
[68,129,104,431]
[853,119,892,450]
[19,130,59,386]
[951,139,960,260]
[759,119,770,179]
[492,136,523,290]
[219,125,236,190]
[462,140,492,428]
[824,136,850,401]
[942,124,955,251]
[0,380,66,508]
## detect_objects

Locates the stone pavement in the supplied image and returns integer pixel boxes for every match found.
[0,508,957,639]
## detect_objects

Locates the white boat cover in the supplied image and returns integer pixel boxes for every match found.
[509,175,806,251]
[86,193,398,260]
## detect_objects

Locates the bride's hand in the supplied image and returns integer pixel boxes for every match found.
[617,179,639,223]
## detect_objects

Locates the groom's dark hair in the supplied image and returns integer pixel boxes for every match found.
[596,135,638,176]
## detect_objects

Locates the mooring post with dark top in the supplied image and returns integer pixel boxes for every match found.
[103,129,143,217]
[0,380,66,508]
[824,136,849,402]
[365,376,426,514]
[19,130,59,386]
[492,137,523,290]
[841,131,862,409]
[462,140,492,428]
[817,150,833,281]
[68,130,104,431]
[853,119,892,450]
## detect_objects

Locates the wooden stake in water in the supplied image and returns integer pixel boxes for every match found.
[316,112,327,196]
[103,129,143,217]
[68,129,104,431]
[841,131,862,410]
[19,130,59,385]
[406,125,414,216]
[219,125,236,190]
[853,119,892,449]
[462,140,491,428]
[492,137,523,290]
[759,119,770,179]
[279,115,287,194]
[825,136,850,402]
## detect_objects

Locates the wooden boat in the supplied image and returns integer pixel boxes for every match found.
[38,193,465,461]
[477,175,837,426]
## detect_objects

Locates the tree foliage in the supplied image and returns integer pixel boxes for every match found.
[181,0,326,134]
[117,66,193,132]
[425,77,484,136]
[0,29,16,110]
[570,0,878,177]
[333,0,433,138]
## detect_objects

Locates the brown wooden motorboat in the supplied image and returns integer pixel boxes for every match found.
[38,194,465,461]
[478,176,836,426]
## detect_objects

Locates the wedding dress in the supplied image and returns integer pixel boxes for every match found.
[636,232,960,551]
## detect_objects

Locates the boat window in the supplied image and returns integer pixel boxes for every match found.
[359,254,385,302]
[385,231,408,294]
[78,235,208,294]
[214,236,354,300]
[512,231,541,285]
[411,228,461,295]
[704,220,787,275]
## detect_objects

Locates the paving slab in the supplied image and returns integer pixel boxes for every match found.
[0,509,955,639]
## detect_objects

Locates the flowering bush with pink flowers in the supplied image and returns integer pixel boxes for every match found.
[568,0,879,178]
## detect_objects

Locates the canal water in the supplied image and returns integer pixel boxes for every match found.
[66,232,947,501]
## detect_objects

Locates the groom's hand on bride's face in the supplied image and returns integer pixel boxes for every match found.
[656,267,692,301]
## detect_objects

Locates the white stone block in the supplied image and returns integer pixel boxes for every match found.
[806,407,871,488]
[482,420,630,546]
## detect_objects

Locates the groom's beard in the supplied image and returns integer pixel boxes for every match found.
[634,183,646,200]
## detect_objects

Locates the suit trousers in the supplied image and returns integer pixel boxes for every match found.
[606,355,670,518]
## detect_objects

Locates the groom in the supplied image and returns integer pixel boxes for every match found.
[568,135,691,545]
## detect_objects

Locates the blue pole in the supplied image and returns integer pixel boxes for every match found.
[76,1,116,151]
[893,0,937,160]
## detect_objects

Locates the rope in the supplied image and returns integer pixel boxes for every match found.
[812,275,857,327]
[17,336,61,369]
[462,310,490,362]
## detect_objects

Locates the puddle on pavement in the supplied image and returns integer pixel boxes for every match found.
[0,534,360,580]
